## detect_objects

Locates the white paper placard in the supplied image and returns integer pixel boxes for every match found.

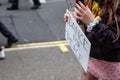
[65,9,91,73]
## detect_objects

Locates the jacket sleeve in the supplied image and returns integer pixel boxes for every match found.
[92,21,117,43]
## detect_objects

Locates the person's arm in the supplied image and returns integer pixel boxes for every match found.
[92,21,117,43]
[74,1,120,44]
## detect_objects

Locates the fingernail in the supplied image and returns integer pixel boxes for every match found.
[78,1,81,3]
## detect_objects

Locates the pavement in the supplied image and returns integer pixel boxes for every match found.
[0,0,67,45]
[0,0,85,80]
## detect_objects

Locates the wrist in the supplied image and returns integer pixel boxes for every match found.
[86,16,101,32]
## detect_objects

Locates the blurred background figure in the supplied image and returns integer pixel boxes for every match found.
[7,0,41,10]
[0,21,18,48]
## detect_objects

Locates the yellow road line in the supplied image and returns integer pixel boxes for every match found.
[4,40,69,52]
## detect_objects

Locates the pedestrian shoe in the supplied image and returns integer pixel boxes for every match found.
[7,7,19,10]
[0,50,5,60]
[31,3,41,9]
[5,38,18,48]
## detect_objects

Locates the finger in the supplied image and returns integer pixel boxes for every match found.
[75,3,81,11]
[78,1,86,11]
[74,7,82,17]
[64,14,69,22]
[74,7,79,14]
[75,3,84,14]
[74,12,82,21]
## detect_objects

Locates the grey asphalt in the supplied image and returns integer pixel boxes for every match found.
[0,47,85,80]
[0,0,68,45]
[0,0,85,80]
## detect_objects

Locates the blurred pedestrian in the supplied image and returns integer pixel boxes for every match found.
[7,0,41,10]
[0,21,18,48]
[64,0,120,80]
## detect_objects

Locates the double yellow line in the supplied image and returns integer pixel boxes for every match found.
[4,40,69,53]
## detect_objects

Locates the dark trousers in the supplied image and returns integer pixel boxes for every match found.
[12,0,18,3]
[0,21,15,40]
[9,0,13,2]
[32,0,40,5]
[10,0,18,8]
[11,0,40,6]
[12,0,18,5]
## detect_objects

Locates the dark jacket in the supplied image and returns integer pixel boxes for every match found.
[86,8,120,62]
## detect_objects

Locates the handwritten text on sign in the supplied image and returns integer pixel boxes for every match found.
[65,10,91,72]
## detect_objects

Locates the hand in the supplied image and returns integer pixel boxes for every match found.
[64,11,77,22]
[74,1,94,25]
[64,13,69,22]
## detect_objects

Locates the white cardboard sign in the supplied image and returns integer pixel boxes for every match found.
[65,9,91,72]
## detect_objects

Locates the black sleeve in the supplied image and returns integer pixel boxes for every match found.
[92,21,117,44]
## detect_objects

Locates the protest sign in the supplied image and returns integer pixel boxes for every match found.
[65,9,91,72]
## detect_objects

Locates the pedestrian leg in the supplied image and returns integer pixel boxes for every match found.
[31,0,41,9]
[7,0,19,10]
[0,21,18,48]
